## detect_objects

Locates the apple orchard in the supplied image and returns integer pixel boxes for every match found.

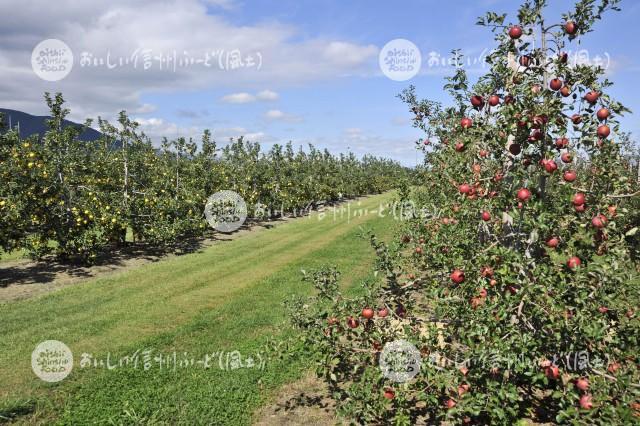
[287,0,640,424]
[0,93,409,262]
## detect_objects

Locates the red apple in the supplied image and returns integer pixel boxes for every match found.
[559,52,569,63]
[597,107,610,121]
[560,86,571,97]
[459,183,471,194]
[573,192,586,205]
[461,118,473,129]
[415,246,423,254]
[555,137,569,149]
[561,152,573,163]
[445,398,457,409]
[455,142,465,152]
[579,394,593,410]
[608,362,620,374]
[362,307,374,319]
[479,149,488,158]
[544,160,558,173]
[377,307,389,318]
[488,95,500,106]
[383,388,395,400]
[546,237,559,248]
[478,288,488,298]
[481,211,491,221]
[575,204,586,213]
[532,128,544,140]
[571,114,582,124]
[598,306,610,314]
[347,316,359,329]
[584,90,600,104]
[591,214,607,229]
[565,21,578,35]
[567,256,581,269]
[597,125,610,138]
[549,78,563,91]
[519,55,531,67]
[508,25,523,39]
[575,378,589,391]
[458,383,470,396]
[450,269,465,284]
[504,94,514,104]
[470,95,484,108]
[563,170,577,182]
[517,188,532,202]
[545,365,560,379]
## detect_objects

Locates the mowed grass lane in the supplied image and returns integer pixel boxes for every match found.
[0,192,398,424]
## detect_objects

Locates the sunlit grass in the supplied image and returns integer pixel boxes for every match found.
[0,192,398,424]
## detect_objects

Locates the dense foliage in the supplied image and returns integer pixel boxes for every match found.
[0,94,408,261]
[288,0,640,424]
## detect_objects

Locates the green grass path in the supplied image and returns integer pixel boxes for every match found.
[0,192,397,424]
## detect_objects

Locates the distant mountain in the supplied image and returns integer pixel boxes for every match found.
[0,108,102,141]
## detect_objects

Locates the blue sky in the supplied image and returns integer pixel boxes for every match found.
[3,0,639,165]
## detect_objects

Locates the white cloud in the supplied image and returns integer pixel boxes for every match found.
[345,127,364,139]
[256,89,279,101]
[221,92,256,104]
[0,0,377,121]
[264,109,303,123]
[213,127,275,143]
[133,103,157,114]
[220,89,279,104]
[323,41,378,68]
[132,118,273,146]
[265,109,285,119]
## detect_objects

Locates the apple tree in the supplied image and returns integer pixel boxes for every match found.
[287,0,640,424]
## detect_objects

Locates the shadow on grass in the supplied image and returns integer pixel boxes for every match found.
[0,195,364,289]
[0,237,208,288]
[0,399,36,423]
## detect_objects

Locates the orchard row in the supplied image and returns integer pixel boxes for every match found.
[0,93,409,261]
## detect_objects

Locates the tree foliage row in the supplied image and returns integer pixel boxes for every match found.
[0,94,409,261]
